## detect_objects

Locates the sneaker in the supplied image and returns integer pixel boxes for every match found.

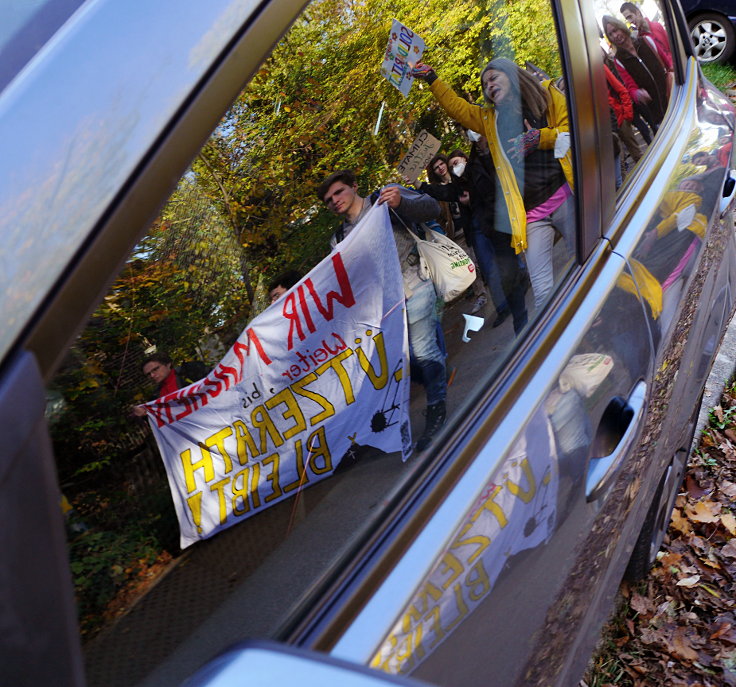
[470,294,487,314]
[415,401,447,452]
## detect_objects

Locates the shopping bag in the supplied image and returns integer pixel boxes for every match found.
[409,226,476,302]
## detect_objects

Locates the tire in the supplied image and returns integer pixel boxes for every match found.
[625,448,688,580]
[688,12,736,64]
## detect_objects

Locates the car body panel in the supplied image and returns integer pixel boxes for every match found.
[1,0,736,686]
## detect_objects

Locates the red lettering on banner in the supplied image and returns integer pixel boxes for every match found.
[286,253,355,350]
[233,328,273,368]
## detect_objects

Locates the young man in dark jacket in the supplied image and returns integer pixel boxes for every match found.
[318,169,447,452]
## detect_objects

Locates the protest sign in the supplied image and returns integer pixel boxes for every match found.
[396,130,441,185]
[381,19,425,98]
[145,203,412,548]
[370,406,559,675]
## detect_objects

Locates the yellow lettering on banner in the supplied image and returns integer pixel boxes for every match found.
[415,580,442,614]
[470,484,507,528]
[315,348,355,405]
[306,426,332,474]
[426,605,446,649]
[209,476,230,525]
[504,458,537,503]
[180,447,214,493]
[282,439,307,493]
[265,387,307,439]
[356,332,389,390]
[250,461,261,509]
[291,372,335,425]
[233,420,259,463]
[444,582,469,633]
[393,632,414,674]
[450,521,491,564]
[401,604,422,634]
[250,404,284,452]
[371,634,396,672]
[465,559,491,602]
[204,427,234,473]
[231,467,251,516]
[438,551,464,590]
[186,491,203,533]
[262,453,283,503]
[400,607,425,663]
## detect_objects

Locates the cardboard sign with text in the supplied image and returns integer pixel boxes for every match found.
[396,130,441,184]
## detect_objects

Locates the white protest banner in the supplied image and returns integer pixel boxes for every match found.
[144,203,412,548]
[370,406,559,675]
[380,19,425,98]
[396,130,441,185]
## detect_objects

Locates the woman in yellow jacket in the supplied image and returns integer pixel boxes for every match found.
[412,58,575,311]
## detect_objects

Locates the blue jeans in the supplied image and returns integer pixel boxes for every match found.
[472,231,509,313]
[406,279,446,405]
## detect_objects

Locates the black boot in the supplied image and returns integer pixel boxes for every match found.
[416,401,446,452]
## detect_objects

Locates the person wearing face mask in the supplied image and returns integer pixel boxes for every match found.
[411,58,574,312]
[421,154,466,242]
[416,153,488,313]
[445,147,514,326]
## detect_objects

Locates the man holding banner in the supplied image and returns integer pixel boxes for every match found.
[317,169,447,452]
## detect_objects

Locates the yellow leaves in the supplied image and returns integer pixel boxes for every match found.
[685,499,722,523]
[721,512,736,536]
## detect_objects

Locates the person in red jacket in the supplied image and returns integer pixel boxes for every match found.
[603,55,641,185]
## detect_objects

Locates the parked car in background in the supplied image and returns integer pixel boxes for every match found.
[2,0,736,686]
[680,0,736,62]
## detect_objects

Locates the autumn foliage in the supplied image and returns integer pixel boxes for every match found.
[587,383,736,686]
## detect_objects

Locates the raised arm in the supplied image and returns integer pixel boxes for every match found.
[411,63,485,133]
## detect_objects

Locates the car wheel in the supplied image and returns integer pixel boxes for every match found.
[689,12,736,64]
[625,447,688,580]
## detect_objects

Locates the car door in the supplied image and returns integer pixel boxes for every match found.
[3,0,736,686]
[295,2,736,686]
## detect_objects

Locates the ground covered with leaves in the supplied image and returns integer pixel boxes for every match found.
[585,383,736,686]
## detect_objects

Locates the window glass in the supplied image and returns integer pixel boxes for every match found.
[51,0,577,683]
[595,0,675,191]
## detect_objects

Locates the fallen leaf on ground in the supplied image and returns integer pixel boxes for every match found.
[722,542,736,558]
[687,500,722,523]
[677,574,701,587]
[722,512,736,536]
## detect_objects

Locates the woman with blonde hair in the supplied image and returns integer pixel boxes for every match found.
[412,57,574,311]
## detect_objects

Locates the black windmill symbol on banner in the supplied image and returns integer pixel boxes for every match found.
[370,357,405,433]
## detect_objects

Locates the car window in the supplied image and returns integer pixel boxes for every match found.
[49,0,578,684]
[595,0,676,192]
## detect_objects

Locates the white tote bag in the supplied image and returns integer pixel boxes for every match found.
[406,225,477,302]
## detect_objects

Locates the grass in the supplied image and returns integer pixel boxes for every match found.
[701,62,736,90]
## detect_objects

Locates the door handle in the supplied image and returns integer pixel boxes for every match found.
[719,170,736,217]
[586,381,647,501]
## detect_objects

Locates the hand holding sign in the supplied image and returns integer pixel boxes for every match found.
[381,20,426,98]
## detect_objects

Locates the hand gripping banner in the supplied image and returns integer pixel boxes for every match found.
[144,203,412,547]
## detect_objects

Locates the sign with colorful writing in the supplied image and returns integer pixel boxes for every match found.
[145,203,411,548]
[381,19,425,98]
[397,130,441,185]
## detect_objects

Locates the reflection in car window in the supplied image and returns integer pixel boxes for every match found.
[0,0,86,90]
[595,0,675,191]
[50,0,577,683]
